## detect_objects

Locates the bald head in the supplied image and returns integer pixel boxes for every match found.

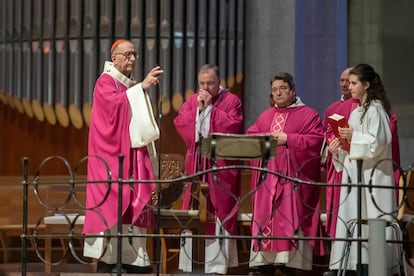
[340,67,352,100]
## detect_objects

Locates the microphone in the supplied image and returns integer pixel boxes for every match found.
[199,101,205,115]
[199,100,205,115]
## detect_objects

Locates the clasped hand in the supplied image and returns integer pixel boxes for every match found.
[197,89,212,110]
[271,131,287,145]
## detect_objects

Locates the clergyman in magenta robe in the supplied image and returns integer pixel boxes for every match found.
[174,64,243,274]
[83,39,163,273]
[247,73,324,274]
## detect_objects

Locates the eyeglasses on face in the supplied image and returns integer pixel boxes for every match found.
[271,86,290,93]
[114,51,140,60]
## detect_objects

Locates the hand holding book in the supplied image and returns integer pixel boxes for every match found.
[327,113,350,152]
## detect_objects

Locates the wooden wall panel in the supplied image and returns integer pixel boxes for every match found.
[0,100,189,176]
[0,101,88,175]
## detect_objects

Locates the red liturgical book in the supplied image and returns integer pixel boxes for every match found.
[327,113,350,152]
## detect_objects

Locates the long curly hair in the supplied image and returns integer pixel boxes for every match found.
[349,64,391,122]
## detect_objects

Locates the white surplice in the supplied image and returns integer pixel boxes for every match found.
[329,101,398,273]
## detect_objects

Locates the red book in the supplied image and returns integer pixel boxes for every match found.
[327,113,350,152]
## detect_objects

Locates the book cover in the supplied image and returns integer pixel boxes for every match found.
[327,113,350,152]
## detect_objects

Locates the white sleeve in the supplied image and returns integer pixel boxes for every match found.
[349,107,390,160]
[126,83,160,148]
[332,149,346,172]
[195,105,212,142]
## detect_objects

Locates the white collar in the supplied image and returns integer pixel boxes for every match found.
[275,96,305,108]
[102,61,136,88]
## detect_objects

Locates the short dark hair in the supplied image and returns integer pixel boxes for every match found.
[271,72,295,90]
[269,72,296,107]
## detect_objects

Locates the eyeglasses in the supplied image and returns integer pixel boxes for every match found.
[271,86,290,93]
[114,51,140,60]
